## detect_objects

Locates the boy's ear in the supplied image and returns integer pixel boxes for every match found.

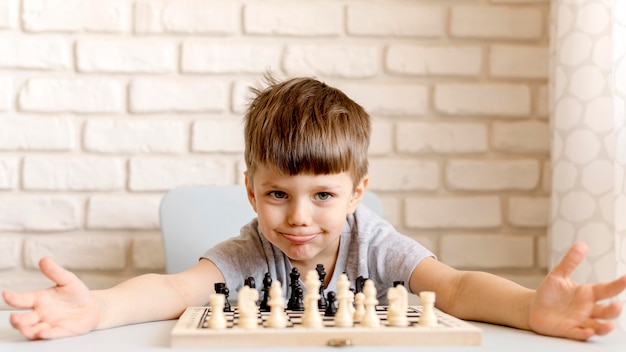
[244,171,258,213]
[348,176,368,214]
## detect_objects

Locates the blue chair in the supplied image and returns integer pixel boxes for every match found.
[159,185,383,274]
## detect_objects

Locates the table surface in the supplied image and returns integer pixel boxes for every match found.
[1,310,625,352]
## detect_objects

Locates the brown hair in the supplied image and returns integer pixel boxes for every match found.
[244,75,370,187]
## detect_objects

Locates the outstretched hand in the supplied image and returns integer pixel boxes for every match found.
[529,242,626,341]
[2,257,100,340]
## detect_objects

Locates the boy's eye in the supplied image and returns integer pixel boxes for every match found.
[269,191,287,199]
[315,192,332,201]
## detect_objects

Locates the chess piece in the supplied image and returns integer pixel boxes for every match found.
[302,270,323,328]
[265,281,288,328]
[361,280,380,327]
[206,294,227,329]
[315,264,327,310]
[260,272,272,312]
[419,291,437,327]
[214,282,232,312]
[355,275,367,294]
[287,268,302,310]
[353,292,365,323]
[245,276,256,289]
[334,274,353,327]
[387,285,409,327]
[324,291,337,317]
[237,286,259,329]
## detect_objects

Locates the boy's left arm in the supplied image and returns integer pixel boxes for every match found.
[410,242,626,341]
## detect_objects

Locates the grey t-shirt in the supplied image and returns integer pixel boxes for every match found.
[201,204,434,304]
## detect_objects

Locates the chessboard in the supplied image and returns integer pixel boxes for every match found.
[170,305,482,348]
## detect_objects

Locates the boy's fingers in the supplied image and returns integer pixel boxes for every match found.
[39,257,75,287]
[3,290,36,309]
[592,276,626,301]
[591,300,622,320]
[550,242,588,279]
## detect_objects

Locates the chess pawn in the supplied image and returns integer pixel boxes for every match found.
[419,291,437,327]
[206,294,227,329]
[360,280,380,327]
[302,270,323,328]
[353,292,365,323]
[386,285,409,327]
[334,273,353,327]
[265,281,289,328]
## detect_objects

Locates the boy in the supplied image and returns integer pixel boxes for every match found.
[3,76,626,341]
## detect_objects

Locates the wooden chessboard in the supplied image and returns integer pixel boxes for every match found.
[170,305,482,348]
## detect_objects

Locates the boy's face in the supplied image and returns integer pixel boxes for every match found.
[245,165,367,271]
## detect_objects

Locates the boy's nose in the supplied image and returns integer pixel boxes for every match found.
[287,200,312,226]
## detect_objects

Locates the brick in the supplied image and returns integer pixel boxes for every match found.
[19,78,124,113]
[0,236,21,269]
[508,197,550,227]
[0,77,10,111]
[0,0,18,28]
[386,45,482,76]
[347,3,444,37]
[84,120,185,154]
[339,84,428,116]
[244,2,341,36]
[369,119,393,156]
[192,120,244,153]
[493,121,550,153]
[23,157,125,191]
[369,159,439,191]
[284,45,379,78]
[0,157,19,189]
[24,236,127,270]
[0,116,75,150]
[0,36,71,70]
[542,160,551,193]
[536,85,549,118]
[537,235,548,269]
[396,122,487,154]
[435,84,531,117]
[231,80,256,114]
[77,40,177,73]
[446,160,540,191]
[130,79,227,113]
[129,158,234,191]
[134,0,238,34]
[441,235,534,269]
[132,235,165,270]
[451,6,543,40]
[22,0,129,32]
[182,43,282,74]
[87,196,161,230]
[0,197,81,231]
[405,197,501,229]
[490,45,549,79]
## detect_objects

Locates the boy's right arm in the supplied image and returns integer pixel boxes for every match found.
[2,257,224,340]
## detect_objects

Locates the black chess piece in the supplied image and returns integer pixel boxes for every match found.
[355,276,367,294]
[245,276,256,289]
[214,282,232,312]
[287,268,301,310]
[315,264,327,310]
[259,272,272,312]
[324,291,337,317]
[292,286,304,311]
[393,280,404,287]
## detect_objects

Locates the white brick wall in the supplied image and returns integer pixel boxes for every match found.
[0,0,551,305]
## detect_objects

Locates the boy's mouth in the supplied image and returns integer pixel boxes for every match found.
[280,233,318,244]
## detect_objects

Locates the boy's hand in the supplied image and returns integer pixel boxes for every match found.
[529,242,626,341]
[2,257,100,340]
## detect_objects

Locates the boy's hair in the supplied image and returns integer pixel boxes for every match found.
[244,75,370,187]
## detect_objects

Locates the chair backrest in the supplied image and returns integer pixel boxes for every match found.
[159,184,383,274]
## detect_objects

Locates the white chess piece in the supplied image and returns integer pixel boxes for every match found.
[237,286,259,329]
[419,291,437,327]
[386,285,409,327]
[265,281,289,328]
[206,293,227,329]
[302,270,324,328]
[360,280,380,327]
[353,292,365,323]
[334,274,353,327]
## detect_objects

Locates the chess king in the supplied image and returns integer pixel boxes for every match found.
[3,75,626,341]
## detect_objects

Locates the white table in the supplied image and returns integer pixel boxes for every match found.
[1,310,625,351]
